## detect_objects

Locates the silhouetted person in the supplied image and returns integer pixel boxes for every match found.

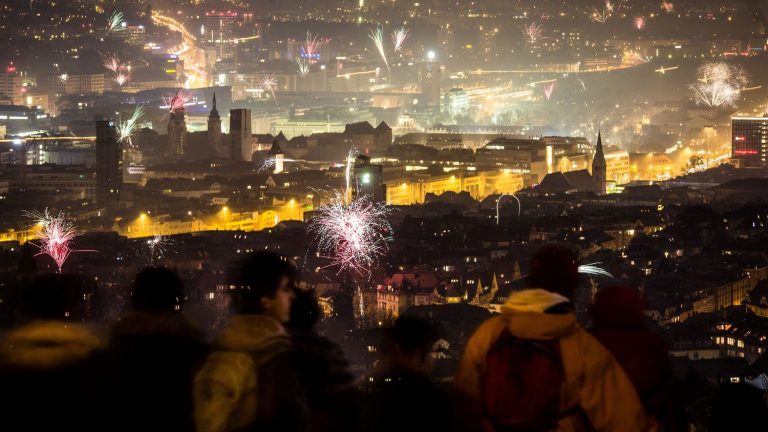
[456,244,654,432]
[0,274,103,431]
[709,383,768,431]
[104,267,207,432]
[364,316,482,432]
[194,252,307,432]
[589,286,687,432]
[287,288,355,432]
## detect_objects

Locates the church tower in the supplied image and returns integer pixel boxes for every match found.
[168,106,188,158]
[268,139,285,174]
[592,130,607,195]
[207,93,224,157]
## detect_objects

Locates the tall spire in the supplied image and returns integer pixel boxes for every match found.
[594,129,605,163]
[209,92,219,118]
[592,129,607,195]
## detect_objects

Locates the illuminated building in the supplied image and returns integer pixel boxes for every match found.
[731,117,768,167]
[385,170,524,205]
[268,139,285,174]
[95,120,122,205]
[0,65,23,105]
[605,150,631,187]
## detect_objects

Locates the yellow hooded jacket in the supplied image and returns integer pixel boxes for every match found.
[455,289,656,432]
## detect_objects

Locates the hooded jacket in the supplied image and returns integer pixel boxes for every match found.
[194,315,307,432]
[589,287,687,432]
[0,320,104,431]
[455,289,655,432]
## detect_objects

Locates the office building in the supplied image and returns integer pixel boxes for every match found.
[95,120,122,205]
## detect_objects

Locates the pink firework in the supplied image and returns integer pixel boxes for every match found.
[113,71,131,87]
[544,82,555,100]
[163,89,190,112]
[25,209,86,272]
[522,21,545,44]
[309,192,392,276]
[308,148,393,276]
[103,54,124,73]
[391,26,410,52]
[662,1,674,13]
[302,32,329,63]
[634,16,646,30]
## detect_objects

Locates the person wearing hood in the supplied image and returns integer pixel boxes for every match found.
[104,267,208,432]
[194,251,307,432]
[455,244,655,432]
[589,286,687,432]
[0,274,104,431]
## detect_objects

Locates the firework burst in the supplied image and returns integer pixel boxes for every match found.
[301,32,329,63]
[58,73,69,83]
[144,234,175,265]
[309,193,392,276]
[369,25,389,70]
[117,105,144,146]
[522,21,545,44]
[578,262,614,278]
[661,1,674,13]
[113,71,131,87]
[163,89,190,112]
[391,26,410,52]
[591,9,610,23]
[260,75,278,103]
[690,62,747,108]
[103,54,124,73]
[296,58,310,77]
[634,16,646,30]
[25,209,89,272]
[308,148,393,276]
[107,11,126,34]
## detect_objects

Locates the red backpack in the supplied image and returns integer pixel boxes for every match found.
[481,329,565,432]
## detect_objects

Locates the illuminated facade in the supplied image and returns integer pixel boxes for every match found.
[604,150,631,185]
[385,170,524,205]
[731,117,768,167]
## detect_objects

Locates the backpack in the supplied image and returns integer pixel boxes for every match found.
[481,329,565,432]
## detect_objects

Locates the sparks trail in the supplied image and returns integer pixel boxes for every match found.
[369,25,389,70]
[296,58,310,77]
[634,16,646,30]
[301,32,329,63]
[162,89,191,112]
[578,263,614,278]
[107,11,125,34]
[544,82,555,100]
[113,71,131,87]
[117,105,144,146]
[24,209,93,272]
[522,21,546,44]
[144,234,175,265]
[392,26,410,52]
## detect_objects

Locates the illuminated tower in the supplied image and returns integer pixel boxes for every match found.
[268,139,284,174]
[592,130,606,195]
[168,106,188,157]
[207,93,224,157]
